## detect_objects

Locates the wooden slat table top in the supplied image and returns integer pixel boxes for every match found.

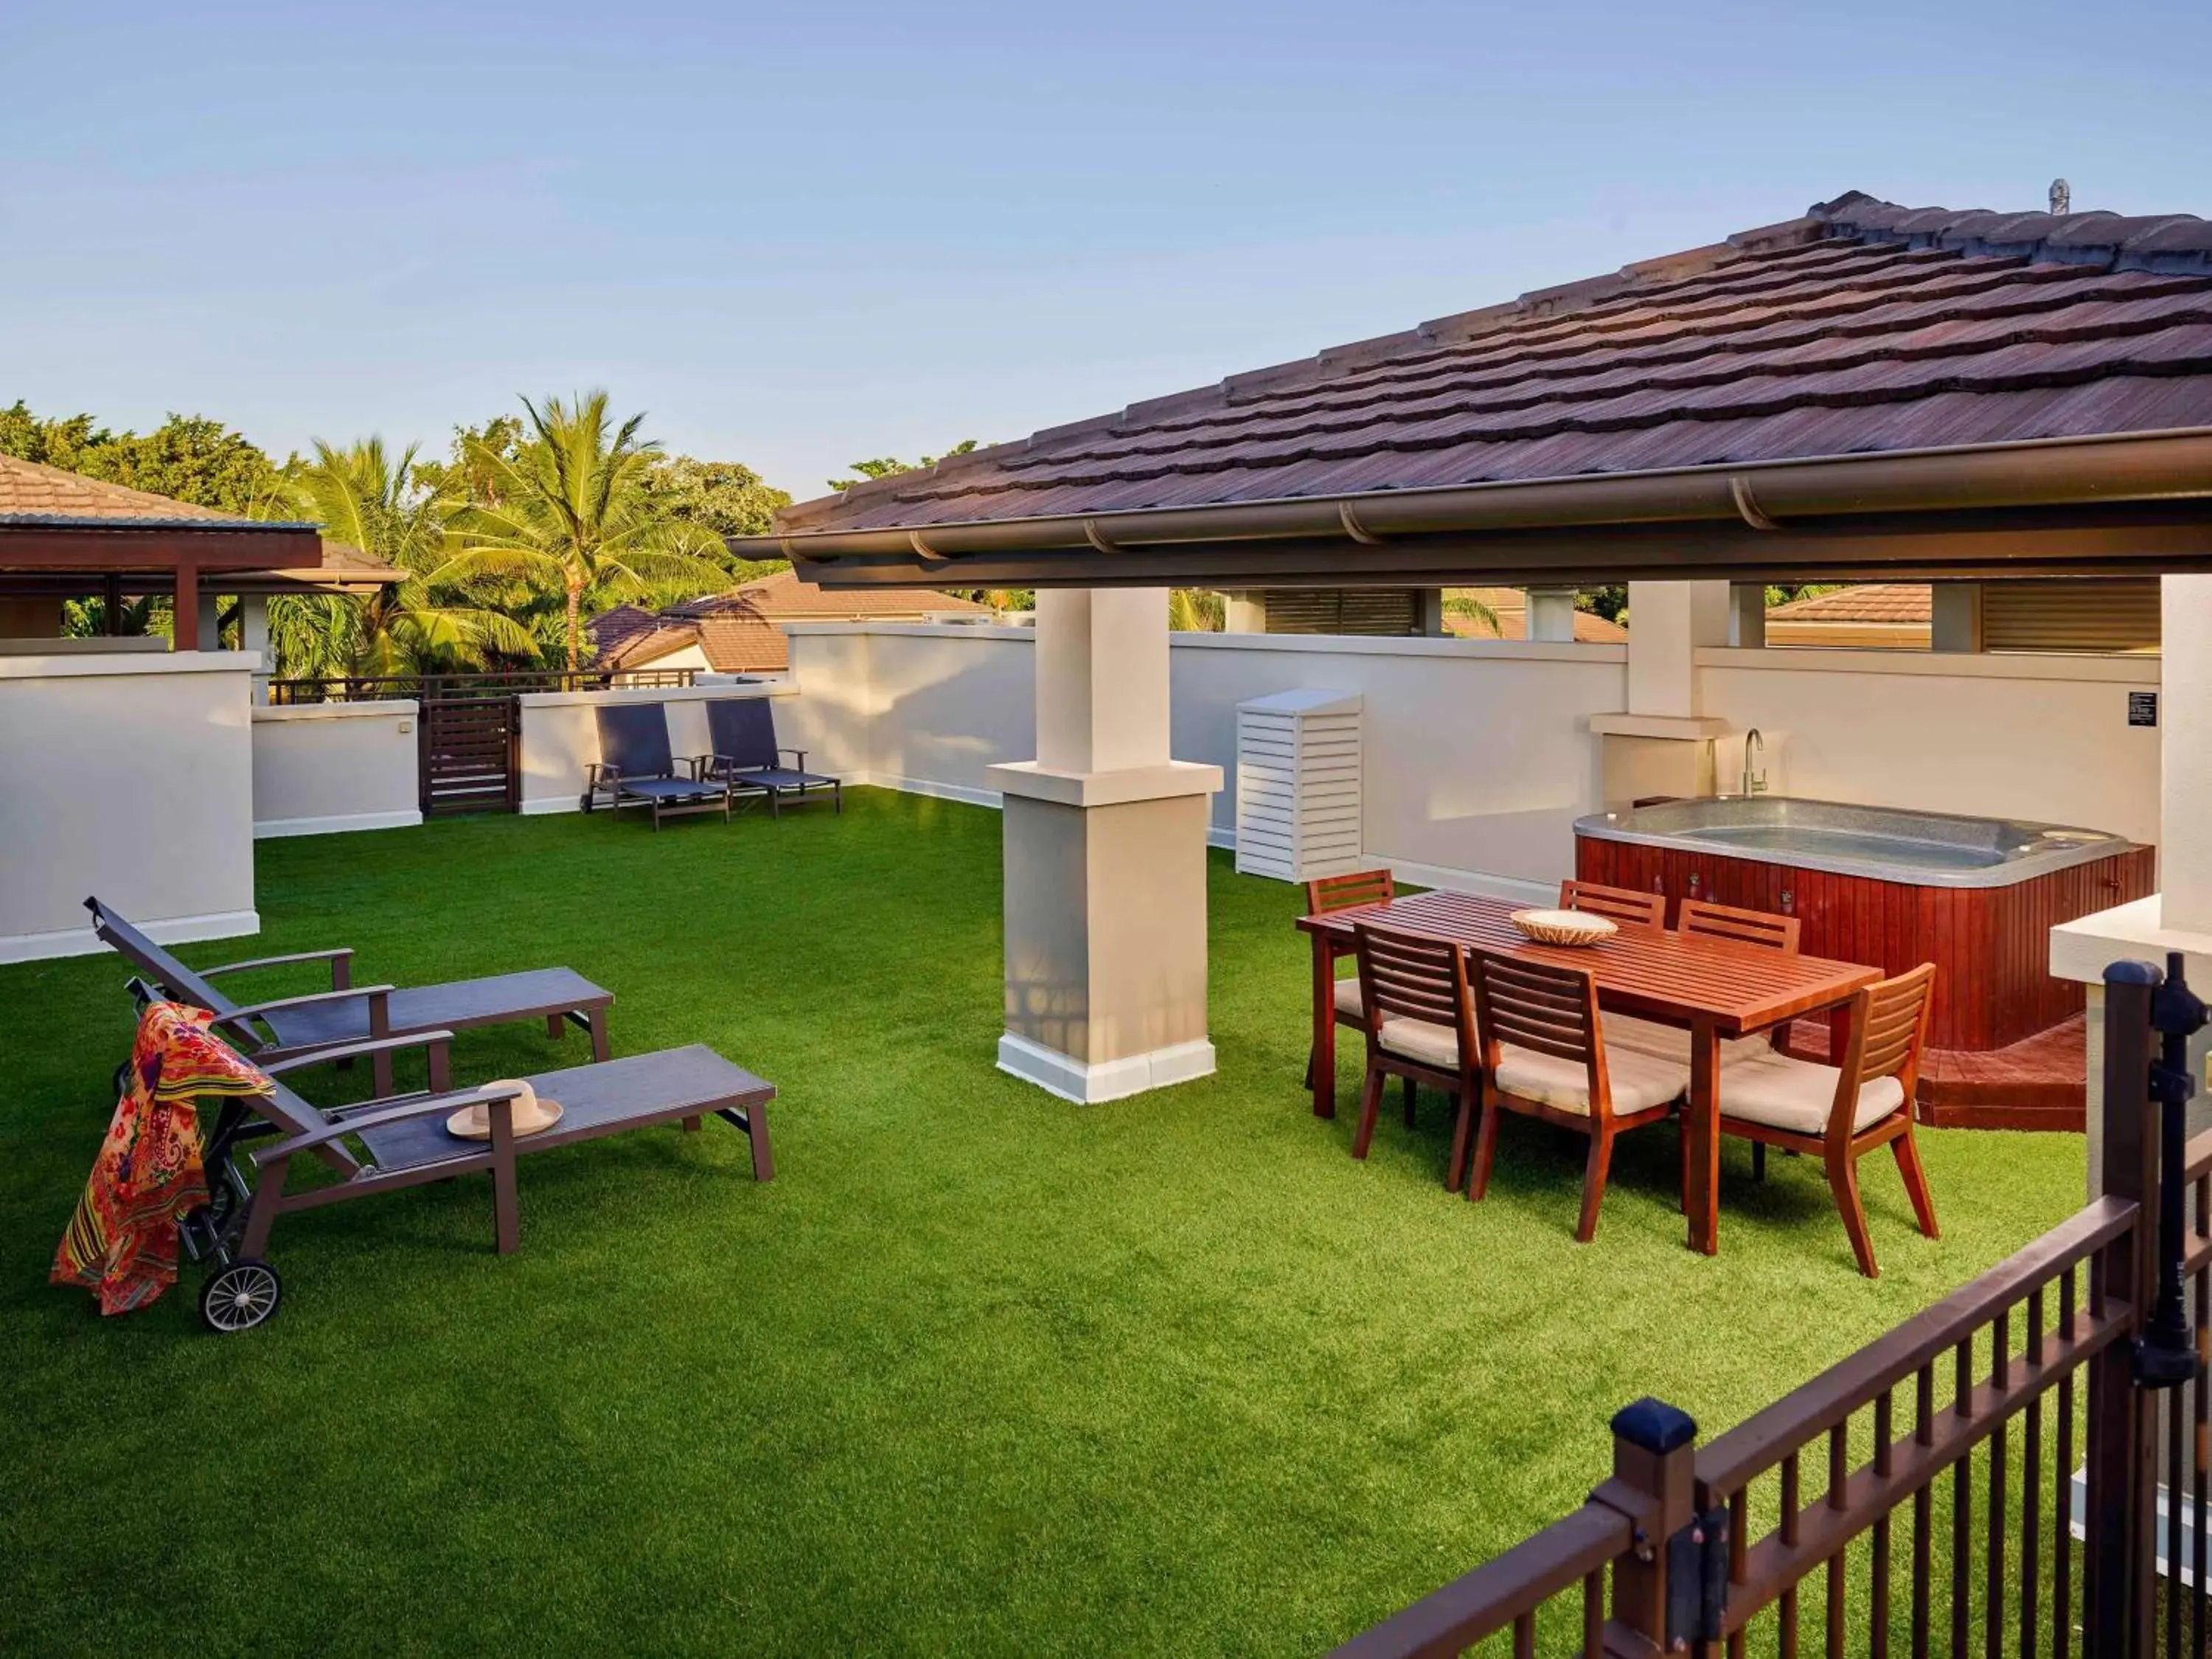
[1298,890,1881,1035]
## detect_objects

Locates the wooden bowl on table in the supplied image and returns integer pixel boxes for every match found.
[1508,908,1618,947]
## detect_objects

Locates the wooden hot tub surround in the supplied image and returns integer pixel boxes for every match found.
[1574,807,2154,1131]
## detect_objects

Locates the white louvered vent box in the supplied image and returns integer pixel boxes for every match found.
[1234,689,1363,883]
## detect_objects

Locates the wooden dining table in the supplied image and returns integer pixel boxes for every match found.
[1297,890,1883,1255]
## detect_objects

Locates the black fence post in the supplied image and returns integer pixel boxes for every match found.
[2087,961,2160,1656]
[1596,1397,1707,1654]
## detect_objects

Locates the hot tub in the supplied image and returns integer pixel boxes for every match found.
[1573,796,2153,1054]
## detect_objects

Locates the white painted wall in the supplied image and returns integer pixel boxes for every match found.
[782,623,2166,899]
[1171,633,1624,898]
[780,624,1038,807]
[1697,647,2160,846]
[515,680,799,814]
[251,700,423,838]
[0,652,257,962]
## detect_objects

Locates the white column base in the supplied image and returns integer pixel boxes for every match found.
[996,1032,1217,1105]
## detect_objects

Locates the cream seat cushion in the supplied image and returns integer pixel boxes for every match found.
[1608,1014,1773,1068]
[1377,1015,1462,1070]
[1333,978,1363,1019]
[1493,1041,1690,1116]
[1717,1050,1907,1136]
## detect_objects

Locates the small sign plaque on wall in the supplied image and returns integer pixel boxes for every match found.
[2129,692,2159,728]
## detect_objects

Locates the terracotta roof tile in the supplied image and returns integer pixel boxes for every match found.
[0,453,270,526]
[1444,588,1627,643]
[590,572,990,673]
[1767,583,1932,623]
[779,192,2212,538]
[666,568,990,622]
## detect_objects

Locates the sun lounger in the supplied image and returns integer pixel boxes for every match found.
[133,993,773,1332]
[584,703,733,828]
[86,896,613,1096]
[697,698,842,816]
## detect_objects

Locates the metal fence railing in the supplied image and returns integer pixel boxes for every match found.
[266,668,697,705]
[1333,957,2208,1658]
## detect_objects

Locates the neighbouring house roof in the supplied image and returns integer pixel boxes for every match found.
[1444,588,1628,642]
[663,568,991,624]
[1767,584,1932,624]
[752,192,2212,588]
[590,571,990,674]
[0,453,327,580]
[0,453,270,527]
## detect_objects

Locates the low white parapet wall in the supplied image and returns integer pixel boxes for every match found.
[782,622,2165,903]
[251,700,423,838]
[0,650,258,963]
[1697,646,2160,847]
[515,679,796,815]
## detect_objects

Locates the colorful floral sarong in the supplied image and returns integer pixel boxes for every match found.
[52,1001,274,1316]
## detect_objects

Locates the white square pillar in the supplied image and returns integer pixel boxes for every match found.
[2164,576,2212,932]
[240,594,272,703]
[1727,583,1767,648]
[1626,580,1730,717]
[1526,586,1579,644]
[990,589,1224,1103]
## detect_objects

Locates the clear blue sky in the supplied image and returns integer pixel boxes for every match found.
[4,1,2208,507]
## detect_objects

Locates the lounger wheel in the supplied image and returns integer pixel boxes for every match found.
[201,1258,282,1333]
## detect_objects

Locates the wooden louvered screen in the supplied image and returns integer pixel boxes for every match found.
[1262,588,1422,636]
[1982,579,2160,654]
[1234,689,1362,883]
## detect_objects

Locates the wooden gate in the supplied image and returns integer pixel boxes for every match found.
[417,689,519,815]
[268,669,698,819]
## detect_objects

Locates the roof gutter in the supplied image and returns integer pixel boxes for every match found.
[740,428,2212,586]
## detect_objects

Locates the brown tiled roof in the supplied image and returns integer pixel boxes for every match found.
[1767,583,1931,623]
[666,568,990,622]
[779,192,2212,538]
[590,574,989,674]
[586,605,703,670]
[1444,588,1627,642]
[0,453,268,526]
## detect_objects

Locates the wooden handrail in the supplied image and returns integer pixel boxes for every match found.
[1695,1195,2137,1495]
[1328,1502,1630,1658]
[1715,1300,2134,1632]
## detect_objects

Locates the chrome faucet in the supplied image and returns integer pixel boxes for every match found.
[1742,728,1768,796]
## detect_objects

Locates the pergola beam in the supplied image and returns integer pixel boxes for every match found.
[0,524,321,571]
[791,507,2212,591]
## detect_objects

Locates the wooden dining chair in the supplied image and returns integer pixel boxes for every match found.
[1466,951,1691,1242]
[1559,879,1666,929]
[1349,922,1480,1191]
[1672,898,1804,1176]
[1304,869,1396,1088]
[1677,897,1802,954]
[1712,963,1940,1278]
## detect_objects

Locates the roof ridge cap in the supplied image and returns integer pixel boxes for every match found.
[1813,193,2212,274]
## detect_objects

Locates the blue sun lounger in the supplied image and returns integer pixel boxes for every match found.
[584,703,732,830]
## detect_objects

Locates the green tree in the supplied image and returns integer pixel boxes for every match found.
[411,415,529,508]
[639,455,790,541]
[438,392,732,670]
[1441,591,1504,634]
[1576,585,1629,625]
[293,437,538,675]
[0,401,291,516]
[829,439,983,493]
[1169,589,1224,631]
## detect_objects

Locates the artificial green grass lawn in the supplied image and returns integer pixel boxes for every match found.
[0,790,2087,1656]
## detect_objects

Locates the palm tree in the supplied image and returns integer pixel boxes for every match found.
[1169,588,1225,631]
[437,393,730,670]
[293,438,538,676]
